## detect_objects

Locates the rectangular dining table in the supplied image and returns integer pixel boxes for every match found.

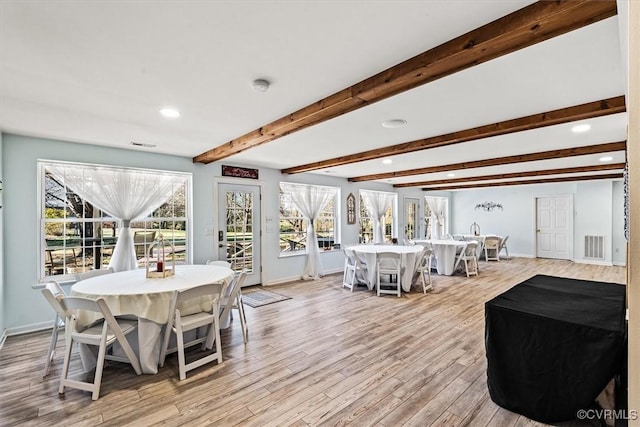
[70,264,235,374]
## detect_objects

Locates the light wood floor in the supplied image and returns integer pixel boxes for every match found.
[0,258,626,427]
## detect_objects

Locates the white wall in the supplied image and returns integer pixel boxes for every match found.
[1,133,427,332]
[612,180,627,265]
[0,132,4,339]
[450,181,625,263]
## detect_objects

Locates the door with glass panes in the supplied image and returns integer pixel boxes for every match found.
[217,183,261,286]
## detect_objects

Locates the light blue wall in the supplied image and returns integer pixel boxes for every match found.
[1,133,427,332]
[450,181,625,263]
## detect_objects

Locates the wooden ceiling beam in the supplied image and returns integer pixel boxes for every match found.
[348,141,626,182]
[283,96,625,174]
[394,163,626,188]
[194,0,618,165]
[422,173,623,191]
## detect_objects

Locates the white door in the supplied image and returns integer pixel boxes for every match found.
[404,198,419,242]
[218,183,261,286]
[536,196,572,260]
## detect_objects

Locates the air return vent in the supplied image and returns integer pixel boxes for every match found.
[584,235,605,260]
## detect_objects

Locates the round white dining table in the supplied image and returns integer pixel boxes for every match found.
[350,244,424,292]
[71,264,234,374]
[413,239,470,276]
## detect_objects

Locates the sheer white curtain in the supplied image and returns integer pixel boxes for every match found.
[361,190,394,243]
[280,183,337,280]
[425,196,447,240]
[48,164,186,272]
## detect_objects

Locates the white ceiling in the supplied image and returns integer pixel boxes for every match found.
[0,1,628,187]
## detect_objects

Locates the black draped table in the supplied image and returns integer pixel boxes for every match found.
[485,274,626,423]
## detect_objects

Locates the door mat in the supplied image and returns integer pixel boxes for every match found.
[242,290,291,308]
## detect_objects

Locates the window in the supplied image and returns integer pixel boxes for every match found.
[359,190,397,243]
[279,183,340,254]
[424,196,449,239]
[39,161,191,280]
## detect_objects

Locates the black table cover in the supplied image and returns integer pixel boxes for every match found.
[485,274,626,423]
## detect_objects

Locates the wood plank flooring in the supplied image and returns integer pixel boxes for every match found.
[0,258,625,426]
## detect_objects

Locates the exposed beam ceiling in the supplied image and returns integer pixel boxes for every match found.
[193,0,618,165]
[348,141,626,182]
[394,163,626,188]
[422,173,624,191]
[283,96,625,174]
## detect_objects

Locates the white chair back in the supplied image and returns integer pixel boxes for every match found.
[206,260,232,268]
[58,296,141,399]
[76,267,114,281]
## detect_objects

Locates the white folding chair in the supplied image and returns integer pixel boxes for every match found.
[76,267,114,281]
[59,296,142,400]
[342,248,366,291]
[206,260,232,268]
[376,252,402,297]
[219,271,248,344]
[499,235,510,261]
[484,236,501,261]
[40,281,67,377]
[159,283,224,380]
[457,242,479,277]
[416,248,434,293]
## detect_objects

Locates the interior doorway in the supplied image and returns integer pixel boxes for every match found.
[535,195,573,260]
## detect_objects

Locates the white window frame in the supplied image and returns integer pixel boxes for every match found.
[38,160,192,282]
[279,182,341,256]
[358,190,398,243]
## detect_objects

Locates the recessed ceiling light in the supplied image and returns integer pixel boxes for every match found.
[160,107,180,118]
[599,156,613,162]
[447,173,456,177]
[571,123,591,133]
[382,158,393,165]
[382,119,407,128]
[251,79,270,92]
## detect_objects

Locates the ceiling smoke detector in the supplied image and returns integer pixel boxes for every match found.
[251,79,271,92]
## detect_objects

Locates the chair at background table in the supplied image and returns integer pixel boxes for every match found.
[342,247,366,291]
[416,247,434,293]
[206,260,232,268]
[59,296,142,400]
[133,230,156,259]
[40,281,67,377]
[159,283,224,380]
[376,252,402,297]
[457,242,479,277]
[76,267,114,281]
[484,236,501,261]
[499,236,510,261]
[219,271,248,344]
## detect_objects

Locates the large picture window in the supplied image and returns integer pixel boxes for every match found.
[39,161,191,280]
[279,183,339,254]
[359,190,397,244]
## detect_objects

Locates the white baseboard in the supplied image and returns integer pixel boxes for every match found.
[264,267,343,287]
[508,253,535,259]
[573,259,614,267]
[6,321,51,337]
[613,261,627,267]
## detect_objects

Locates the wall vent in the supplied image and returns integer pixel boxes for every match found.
[584,235,605,260]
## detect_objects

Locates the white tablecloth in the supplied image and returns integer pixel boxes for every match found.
[71,264,234,374]
[351,244,424,292]
[413,240,469,275]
